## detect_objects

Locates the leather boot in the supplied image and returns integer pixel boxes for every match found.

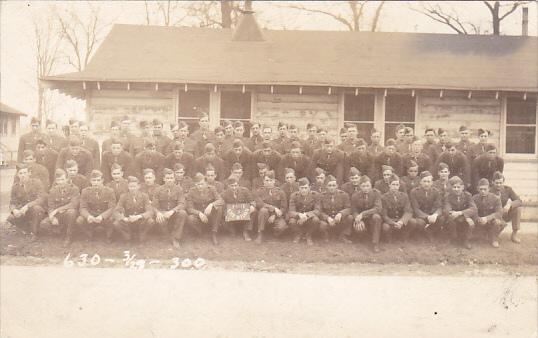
[511,231,521,244]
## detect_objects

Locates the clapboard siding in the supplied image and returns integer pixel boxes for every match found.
[254,93,339,136]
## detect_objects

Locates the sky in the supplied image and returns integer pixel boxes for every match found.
[1,1,536,124]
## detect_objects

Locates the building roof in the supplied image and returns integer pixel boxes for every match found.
[43,23,538,92]
[0,102,27,116]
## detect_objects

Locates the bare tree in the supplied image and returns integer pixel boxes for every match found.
[285,1,386,31]
[143,0,188,26]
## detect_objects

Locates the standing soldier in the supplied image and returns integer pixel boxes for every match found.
[166,122,196,156]
[278,141,311,182]
[233,121,249,145]
[7,163,46,241]
[280,168,299,202]
[341,167,362,197]
[271,122,292,155]
[316,175,353,243]
[351,176,383,253]
[79,122,101,168]
[374,139,403,179]
[153,168,188,248]
[34,139,58,184]
[174,163,193,192]
[20,150,50,189]
[422,128,438,164]
[410,171,445,241]
[402,138,433,174]
[152,119,172,154]
[456,125,473,160]
[222,139,253,181]
[129,120,153,157]
[433,162,451,197]
[374,165,407,195]
[43,120,67,153]
[56,136,94,176]
[226,162,251,189]
[221,120,235,154]
[102,121,128,153]
[113,176,155,243]
[186,173,224,245]
[432,128,450,160]
[165,142,195,177]
[490,171,522,244]
[221,176,256,241]
[288,178,320,245]
[347,139,374,180]
[212,126,227,157]
[190,113,215,158]
[65,160,90,191]
[118,115,134,151]
[77,170,117,243]
[40,169,79,247]
[246,122,263,152]
[444,176,477,249]
[134,139,166,183]
[381,174,416,245]
[367,128,384,157]
[393,124,407,154]
[469,129,492,162]
[253,141,282,173]
[106,163,129,200]
[471,144,504,192]
[303,123,319,158]
[338,123,361,154]
[473,178,506,248]
[254,170,288,244]
[311,139,345,184]
[434,142,470,188]
[101,138,135,182]
[17,117,45,162]
[400,160,420,195]
[195,143,226,181]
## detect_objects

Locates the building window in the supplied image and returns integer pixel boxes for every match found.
[10,117,17,135]
[506,97,537,154]
[178,90,210,133]
[0,117,8,136]
[384,95,415,142]
[344,93,375,140]
[220,91,252,135]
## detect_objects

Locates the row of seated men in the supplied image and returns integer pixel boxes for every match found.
[8,153,522,252]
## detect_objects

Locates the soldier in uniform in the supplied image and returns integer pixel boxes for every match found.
[212,126,227,157]
[367,128,384,157]
[252,163,280,190]
[432,128,450,160]
[17,117,45,162]
[205,165,225,193]
[473,178,506,248]
[246,122,263,152]
[393,124,407,154]
[153,168,188,248]
[226,162,252,190]
[280,168,299,202]
[374,165,407,195]
[79,122,101,168]
[140,168,159,200]
[40,169,79,246]
[471,144,504,192]
[347,139,374,180]
[173,163,193,192]
[288,178,320,245]
[195,143,226,181]
[400,160,420,195]
[76,170,117,243]
[278,141,311,182]
[222,139,253,181]
[316,175,353,243]
[381,174,416,244]
[253,141,282,173]
[56,136,94,176]
[410,171,445,241]
[190,113,215,158]
[129,120,153,157]
[7,163,46,241]
[338,127,348,148]
[444,176,477,249]
[101,138,135,182]
[166,122,197,156]
[338,123,361,154]
[303,123,319,158]
[221,120,235,153]
[20,150,50,189]
[402,138,433,174]
[490,171,522,244]
[102,121,127,153]
[433,162,451,198]
[134,139,166,183]
[186,173,224,245]
[456,125,473,160]
[434,142,470,188]
[271,122,293,155]
[351,175,383,252]
[65,160,90,191]
[311,139,345,184]
[288,124,311,159]
[35,139,58,184]
[152,119,172,154]
[469,129,492,162]
[422,128,438,164]
[221,176,256,241]
[113,176,155,243]
[165,142,195,178]
[106,163,129,200]
[233,121,249,145]
[341,167,361,197]
[254,170,288,244]
[374,139,403,179]
[43,120,68,153]
[310,167,327,194]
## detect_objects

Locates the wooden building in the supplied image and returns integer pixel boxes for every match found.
[41,12,538,219]
[0,102,27,165]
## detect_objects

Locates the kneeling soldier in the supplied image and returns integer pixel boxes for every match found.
[77,170,117,243]
[153,168,187,248]
[186,173,224,245]
[351,176,383,253]
[40,169,80,247]
[473,178,506,248]
[381,174,416,245]
[222,177,256,241]
[410,171,445,241]
[7,163,46,242]
[316,175,353,243]
[254,170,288,244]
[490,171,522,244]
[113,176,155,243]
[288,178,320,245]
[444,176,477,249]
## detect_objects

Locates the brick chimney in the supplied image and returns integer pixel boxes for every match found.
[522,7,528,36]
[232,1,264,41]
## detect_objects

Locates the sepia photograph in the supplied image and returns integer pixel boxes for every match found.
[0,1,537,337]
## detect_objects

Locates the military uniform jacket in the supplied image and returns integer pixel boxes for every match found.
[154,134,172,154]
[152,184,185,212]
[469,143,490,162]
[347,151,374,179]
[289,191,319,218]
[106,178,129,200]
[56,147,94,176]
[222,186,255,205]
[309,181,327,194]
[433,179,450,197]
[246,134,263,152]
[396,139,411,155]
[186,185,223,214]
[311,149,345,183]
[222,148,254,180]
[9,178,46,210]
[35,149,58,183]
[279,154,311,182]
[351,189,382,217]
[381,191,412,224]
[367,143,384,157]
[435,151,470,186]
[402,152,433,174]
[374,179,407,195]
[401,175,420,194]
[165,152,195,177]
[280,181,299,202]
[303,136,319,158]
[456,139,473,160]
[252,149,282,172]
[47,183,79,212]
[422,141,438,164]
[338,138,361,154]
[374,152,403,177]
[471,154,504,188]
[190,129,215,157]
[472,193,502,220]
[165,138,196,156]
[433,143,449,159]
[42,134,68,153]
[194,156,225,181]
[135,150,166,181]
[490,185,522,208]
[140,183,159,201]
[29,163,50,189]
[128,135,151,157]
[80,185,116,218]
[315,190,351,220]
[255,186,287,213]
[176,177,194,193]
[101,150,135,182]
[410,187,443,218]
[116,191,152,218]
[17,131,46,162]
[341,182,361,198]
[444,191,477,218]
[271,136,293,155]
[252,177,281,191]
[102,136,130,154]
[208,181,225,194]
[70,174,90,192]
[81,136,101,168]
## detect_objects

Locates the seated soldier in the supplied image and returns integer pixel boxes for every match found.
[473,178,506,248]
[164,142,195,177]
[254,170,288,244]
[288,178,320,246]
[381,174,416,245]
[106,163,129,200]
[205,165,224,193]
[221,177,256,241]
[101,138,134,182]
[153,168,188,248]
[7,163,46,242]
[374,165,407,195]
[186,173,224,245]
[225,162,251,190]
[20,149,50,189]
[40,169,80,247]
[65,159,90,191]
[113,176,155,243]
[341,167,362,197]
[310,167,328,194]
[410,171,445,241]
[433,162,451,197]
[174,163,193,193]
[490,171,523,244]
[400,160,420,195]
[351,176,383,253]
[134,139,166,184]
[444,176,477,249]
[469,129,492,162]
[316,175,353,243]
[280,168,299,202]
[140,168,159,200]
[77,170,117,243]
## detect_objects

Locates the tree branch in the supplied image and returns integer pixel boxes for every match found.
[286,4,355,31]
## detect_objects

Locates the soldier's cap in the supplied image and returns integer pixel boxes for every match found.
[288,124,298,130]
[284,167,295,175]
[214,126,225,134]
[298,177,310,187]
[492,171,504,181]
[290,141,302,149]
[388,174,400,184]
[314,167,326,176]
[30,117,40,125]
[277,121,287,129]
[419,171,433,180]
[459,125,469,132]
[45,119,55,126]
[232,139,243,148]
[261,141,271,149]
[127,176,139,184]
[385,138,396,147]
[326,175,337,183]
[110,120,120,128]
[424,127,436,134]
[485,144,497,152]
[437,162,449,171]
[407,160,418,169]
[233,121,244,128]
[16,163,28,171]
[264,170,276,180]
[356,138,366,147]
[359,175,371,185]
[323,138,335,145]
[395,124,406,131]
[232,162,243,171]
[173,163,185,171]
[90,170,103,179]
[163,168,174,176]
[204,143,216,153]
[437,128,447,135]
[317,127,327,133]
[193,173,205,183]
[152,118,163,126]
[110,137,124,146]
[65,159,78,169]
[36,139,47,146]
[339,127,348,135]
[110,163,123,171]
[68,136,82,147]
[306,123,316,130]
[349,167,361,177]
[449,176,463,186]
[256,163,267,170]
[23,149,35,158]
[55,168,67,179]
[478,178,490,187]
[381,165,394,173]
[205,164,216,173]
[144,138,156,148]
[143,168,155,176]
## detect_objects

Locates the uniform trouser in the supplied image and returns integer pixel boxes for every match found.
[319,215,353,237]
[476,218,506,241]
[187,207,223,234]
[502,206,521,231]
[381,218,417,241]
[257,207,288,234]
[415,215,447,236]
[353,213,382,244]
[7,205,45,234]
[289,216,320,237]
[76,215,114,239]
[40,209,77,239]
[446,215,472,242]
[156,210,187,240]
[113,218,155,241]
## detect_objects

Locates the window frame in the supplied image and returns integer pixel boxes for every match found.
[342,93,376,141]
[219,90,253,135]
[177,89,211,133]
[383,94,417,142]
[502,96,538,159]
